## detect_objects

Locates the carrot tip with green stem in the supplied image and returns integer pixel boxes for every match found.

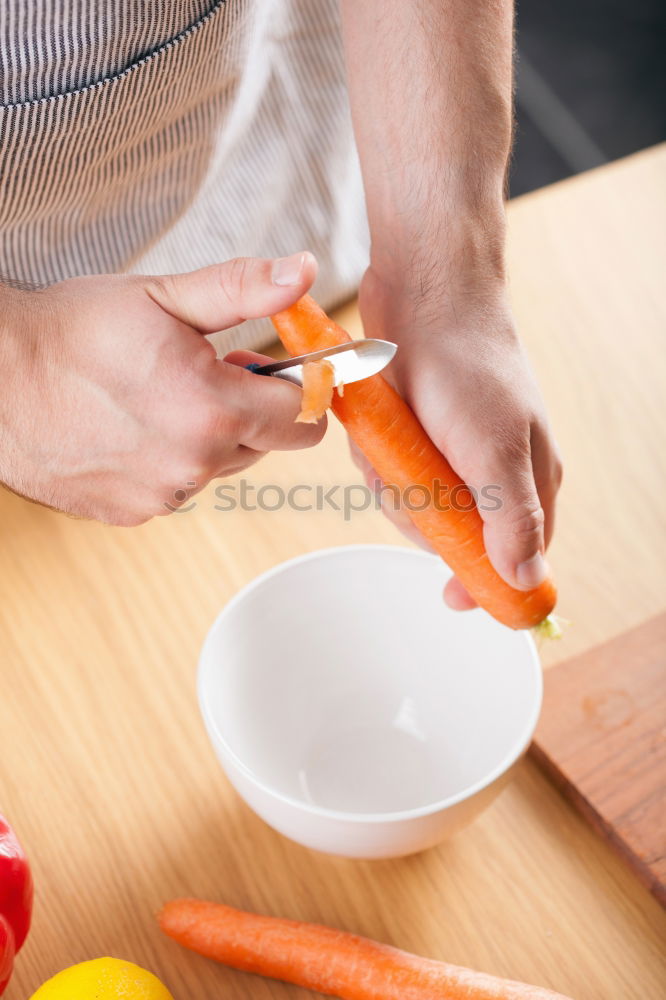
[532,614,568,641]
[158,898,574,1000]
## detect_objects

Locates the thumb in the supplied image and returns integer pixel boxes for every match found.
[145,252,317,332]
[459,444,548,592]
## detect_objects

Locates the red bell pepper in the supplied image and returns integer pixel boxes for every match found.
[0,815,33,995]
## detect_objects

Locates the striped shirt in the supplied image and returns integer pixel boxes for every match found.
[0,1,369,351]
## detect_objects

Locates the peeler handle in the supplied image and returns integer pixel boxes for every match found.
[244,362,303,386]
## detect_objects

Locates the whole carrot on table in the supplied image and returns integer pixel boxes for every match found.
[271,295,558,633]
[159,899,573,1000]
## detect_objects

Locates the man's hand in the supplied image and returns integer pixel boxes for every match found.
[0,252,323,525]
[354,268,563,610]
[341,0,562,610]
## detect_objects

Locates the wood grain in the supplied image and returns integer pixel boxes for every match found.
[532,613,666,905]
[505,147,666,670]
[2,145,666,1000]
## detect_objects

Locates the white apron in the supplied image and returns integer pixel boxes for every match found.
[0,1,369,350]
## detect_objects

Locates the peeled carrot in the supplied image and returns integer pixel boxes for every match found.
[297,359,336,423]
[159,899,572,1000]
[271,295,557,631]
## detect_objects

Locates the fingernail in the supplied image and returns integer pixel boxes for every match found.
[516,551,547,589]
[272,253,305,286]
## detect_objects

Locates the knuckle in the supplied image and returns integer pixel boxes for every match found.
[166,465,208,497]
[143,274,172,306]
[190,399,239,449]
[535,451,563,502]
[553,453,564,490]
[230,445,264,473]
[496,431,530,466]
[218,257,250,307]
[506,503,545,541]
[153,484,192,518]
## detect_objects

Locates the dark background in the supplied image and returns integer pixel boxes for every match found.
[510,0,666,195]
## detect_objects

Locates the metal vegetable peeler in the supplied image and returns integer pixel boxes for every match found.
[246,340,397,387]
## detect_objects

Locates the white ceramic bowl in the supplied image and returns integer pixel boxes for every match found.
[198,545,542,859]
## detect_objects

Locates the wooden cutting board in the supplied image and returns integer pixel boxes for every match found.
[532,613,666,905]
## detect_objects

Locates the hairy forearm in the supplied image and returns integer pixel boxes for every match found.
[341,0,514,292]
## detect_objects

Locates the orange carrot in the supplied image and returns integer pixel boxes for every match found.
[159,899,572,1000]
[271,295,557,631]
[297,359,336,423]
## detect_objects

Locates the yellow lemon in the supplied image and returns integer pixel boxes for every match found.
[30,957,175,999]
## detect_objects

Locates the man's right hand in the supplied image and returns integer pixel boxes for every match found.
[0,252,324,525]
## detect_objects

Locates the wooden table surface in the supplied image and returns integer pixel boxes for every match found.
[2,145,666,1000]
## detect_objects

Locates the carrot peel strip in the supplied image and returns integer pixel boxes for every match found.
[296,359,335,423]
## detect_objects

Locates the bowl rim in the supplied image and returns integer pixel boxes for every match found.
[198,543,543,824]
